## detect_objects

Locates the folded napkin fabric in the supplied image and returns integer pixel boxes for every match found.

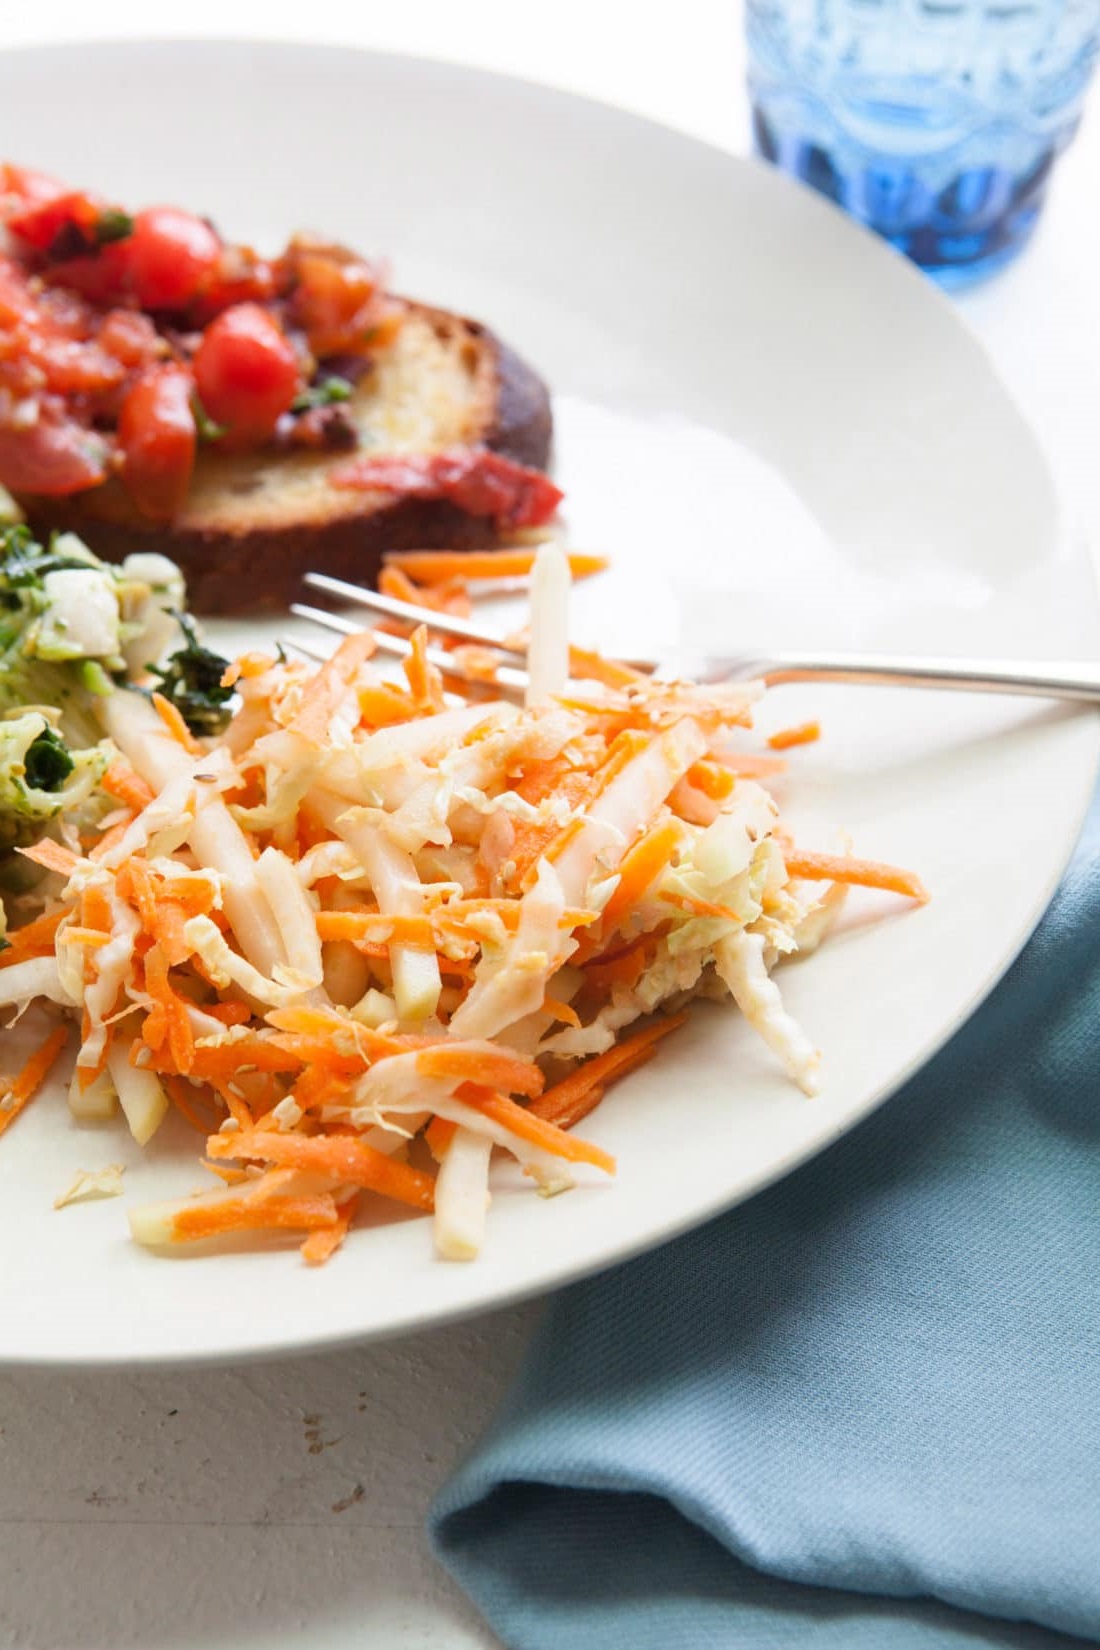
[431,797,1100,1649]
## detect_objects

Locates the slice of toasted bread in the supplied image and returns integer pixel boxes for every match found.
[17,302,552,615]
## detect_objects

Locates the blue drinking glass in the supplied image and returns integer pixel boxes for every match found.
[747,0,1100,285]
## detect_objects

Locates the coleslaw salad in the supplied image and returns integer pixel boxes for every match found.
[0,546,926,1264]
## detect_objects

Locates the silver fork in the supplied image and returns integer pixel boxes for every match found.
[294,571,1100,705]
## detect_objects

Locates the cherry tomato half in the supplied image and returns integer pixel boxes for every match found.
[126,207,220,311]
[117,365,196,521]
[192,302,300,439]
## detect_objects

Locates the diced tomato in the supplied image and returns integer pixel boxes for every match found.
[44,241,133,305]
[329,449,564,529]
[0,256,41,330]
[117,365,196,520]
[0,164,66,210]
[0,169,414,514]
[289,248,398,357]
[192,302,300,439]
[198,244,277,318]
[0,414,108,495]
[97,309,163,370]
[126,207,220,310]
[6,189,106,253]
[25,333,125,398]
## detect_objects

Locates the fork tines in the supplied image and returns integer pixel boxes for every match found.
[288,601,529,700]
[302,571,528,658]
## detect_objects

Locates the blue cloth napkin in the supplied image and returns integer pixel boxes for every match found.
[430,796,1100,1649]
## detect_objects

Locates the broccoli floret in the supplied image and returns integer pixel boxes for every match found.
[147,613,233,737]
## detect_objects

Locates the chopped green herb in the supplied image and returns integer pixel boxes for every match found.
[0,524,93,589]
[292,376,353,414]
[148,613,233,737]
[190,394,227,444]
[95,208,134,246]
[24,727,75,792]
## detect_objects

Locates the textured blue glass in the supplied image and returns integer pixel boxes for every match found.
[747,0,1100,284]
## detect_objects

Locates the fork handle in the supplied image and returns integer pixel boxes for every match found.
[760,653,1100,704]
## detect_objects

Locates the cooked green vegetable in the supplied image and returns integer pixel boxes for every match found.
[24,727,75,792]
[0,525,211,855]
[0,713,106,853]
[148,613,233,737]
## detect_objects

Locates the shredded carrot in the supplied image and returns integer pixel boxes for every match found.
[378,564,430,606]
[768,720,821,752]
[58,926,112,949]
[356,682,419,726]
[157,875,218,915]
[207,1130,436,1212]
[201,1158,251,1186]
[152,1038,303,1081]
[0,907,66,967]
[267,1004,411,1061]
[209,1081,255,1129]
[508,771,594,883]
[455,1083,615,1174]
[90,818,135,861]
[316,910,435,950]
[425,1116,458,1161]
[417,1042,544,1099]
[17,838,80,877]
[292,631,376,743]
[81,884,113,936]
[379,565,474,620]
[301,1192,360,1264]
[785,850,929,903]
[0,1023,69,1139]
[383,549,609,584]
[587,729,651,805]
[291,1067,350,1113]
[221,651,275,688]
[200,1001,251,1027]
[102,763,156,812]
[590,816,683,942]
[444,644,507,685]
[143,945,195,1073]
[542,994,582,1029]
[165,1075,220,1135]
[660,889,740,923]
[529,1015,686,1129]
[403,624,445,711]
[118,859,159,931]
[584,942,647,993]
[170,1195,339,1243]
[151,692,202,755]
[567,646,644,689]
[686,760,736,802]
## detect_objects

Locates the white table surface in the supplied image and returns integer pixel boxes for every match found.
[1,7,1097,1649]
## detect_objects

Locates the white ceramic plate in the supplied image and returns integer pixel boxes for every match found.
[0,40,1095,1368]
